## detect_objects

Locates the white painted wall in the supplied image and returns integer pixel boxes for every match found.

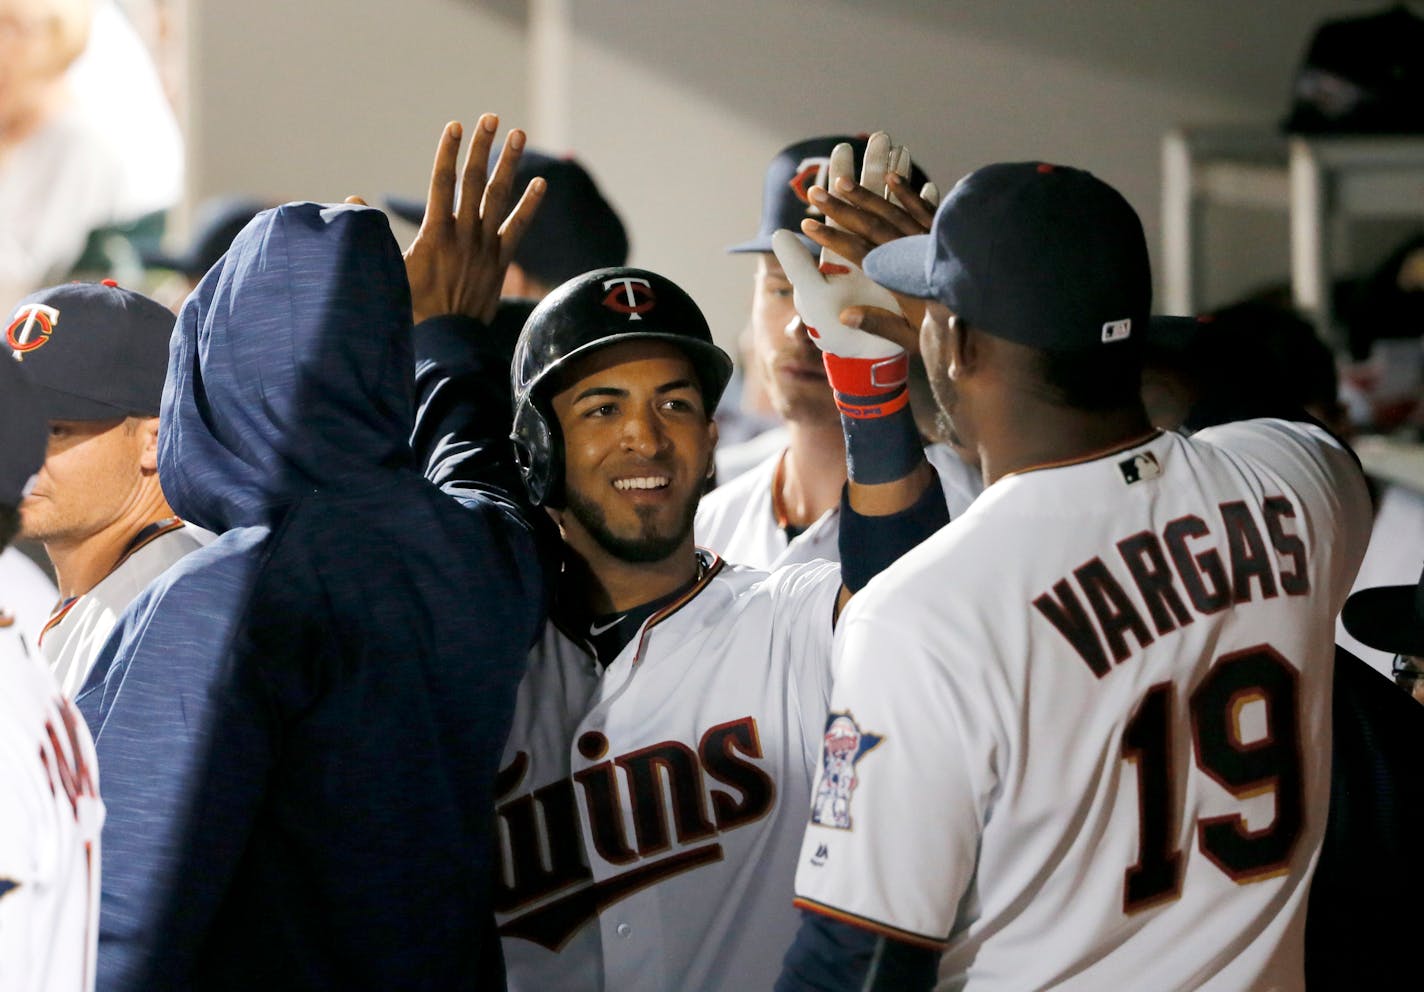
[185,0,527,215]
[184,0,1359,349]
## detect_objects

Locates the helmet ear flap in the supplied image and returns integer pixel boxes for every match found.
[511,400,563,507]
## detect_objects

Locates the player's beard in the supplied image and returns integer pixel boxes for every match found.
[563,482,698,564]
[925,365,966,450]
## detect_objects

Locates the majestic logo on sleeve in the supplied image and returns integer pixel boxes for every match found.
[788,156,831,214]
[6,303,60,358]
[601,277,656,320]
[811,712,882,830]
[494,717,776,950]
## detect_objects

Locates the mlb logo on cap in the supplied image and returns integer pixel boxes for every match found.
[1102,319,1133,344]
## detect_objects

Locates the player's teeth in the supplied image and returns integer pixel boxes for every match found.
[614,477,669,490]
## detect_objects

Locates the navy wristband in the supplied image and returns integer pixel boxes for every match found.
[839,386,923,485]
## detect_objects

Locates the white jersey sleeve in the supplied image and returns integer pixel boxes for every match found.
[0,650,103,992]
[800,596,988,945]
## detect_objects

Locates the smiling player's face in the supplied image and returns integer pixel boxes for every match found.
[550,340,717,565]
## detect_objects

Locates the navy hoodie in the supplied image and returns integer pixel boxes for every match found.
[77,203,546,990]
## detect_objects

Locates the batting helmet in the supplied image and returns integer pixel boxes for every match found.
[511,266,733,507]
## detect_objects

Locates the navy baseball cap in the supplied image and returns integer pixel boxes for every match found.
[141,195,268,280]
[386,148,628,289]
[729,134,933,254]
[863,162,1151,352]
[1342,565,1424,657]
[4,281,175,421]
[0,355,47,507]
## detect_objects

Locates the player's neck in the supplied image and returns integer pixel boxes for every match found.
[978,401,1155,486]
[560,536,702,616]
[44,489,177,601]
[778,419,847,529]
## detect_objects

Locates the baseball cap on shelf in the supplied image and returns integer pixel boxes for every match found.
[1342,564,1424,658]
[141,195,268,280]
[1282,5,1424,135]
[386,148,628,289]
[729,134,932,254]
[0,355,47,507]
[4,281,175,421]
[863,161,1151,352]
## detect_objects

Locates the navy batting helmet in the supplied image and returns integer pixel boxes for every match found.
[511,266,733,507]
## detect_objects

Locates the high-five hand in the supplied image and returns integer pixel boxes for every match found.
[404,114,546,325]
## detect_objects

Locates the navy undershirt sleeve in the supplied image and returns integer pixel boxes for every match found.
[776,911,939,992]
[837,470,951,593]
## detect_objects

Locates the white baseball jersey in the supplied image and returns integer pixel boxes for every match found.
[696,443,982,569]
[0,635,103,992]
[497,552,842,992]
[0,548,55,662]
[41,521,211,697]
[794,421,1372,991]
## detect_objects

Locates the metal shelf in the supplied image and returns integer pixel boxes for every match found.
[1162,126,1424,348]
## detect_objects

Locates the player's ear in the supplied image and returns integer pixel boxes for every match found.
[135,416,161,473]
[705,417,719,480]
[947,315,974,381]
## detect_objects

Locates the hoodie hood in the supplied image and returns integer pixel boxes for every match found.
[159,203,416,531]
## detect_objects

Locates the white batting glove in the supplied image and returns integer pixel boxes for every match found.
[771,228,903,361]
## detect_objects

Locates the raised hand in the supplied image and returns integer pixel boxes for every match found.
[403,114,546,325]
[802,133,938,268]
[771,228,904,360]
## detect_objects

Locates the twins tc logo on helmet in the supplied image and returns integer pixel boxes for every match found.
[6,303,60,359]
[602,277,656,321]
[788,156,831,215]
[811,712,883,830]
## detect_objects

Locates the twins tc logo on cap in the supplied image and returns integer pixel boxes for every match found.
[602,277,656,321]
[788,156,831,214]
[6,303,60,359]
[810,712,883,831]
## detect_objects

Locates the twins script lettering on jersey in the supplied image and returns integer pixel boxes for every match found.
[41,698,98,818]
[1033,496,1309,676]
[494,716,776,949]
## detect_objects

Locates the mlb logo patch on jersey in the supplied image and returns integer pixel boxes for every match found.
[811,712,883,831]
[1119,451,1162,485]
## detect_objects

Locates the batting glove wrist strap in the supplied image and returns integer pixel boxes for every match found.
[823,351,909,409]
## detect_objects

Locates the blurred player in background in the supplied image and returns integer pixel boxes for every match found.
[7,281,209,696]
[0,352,104,992]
